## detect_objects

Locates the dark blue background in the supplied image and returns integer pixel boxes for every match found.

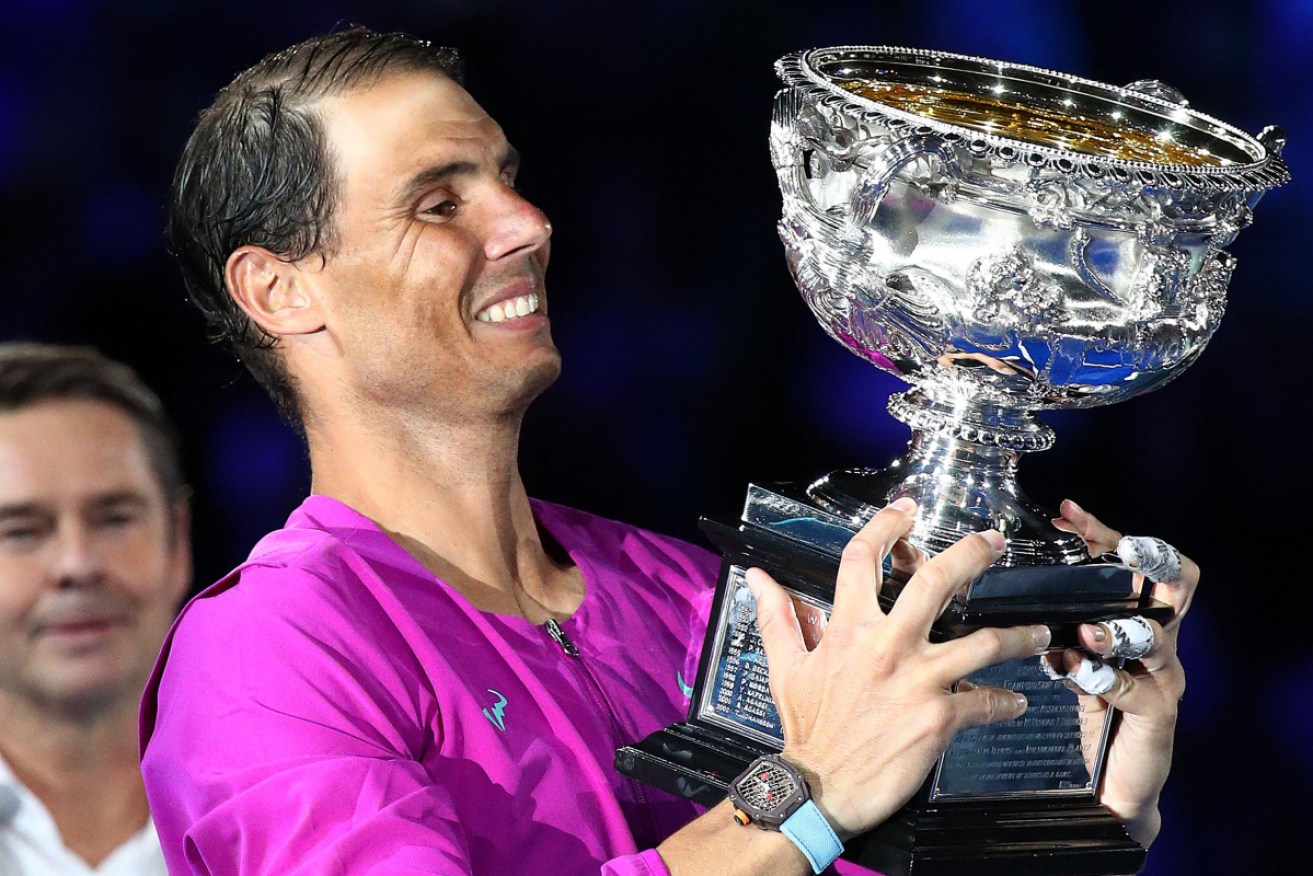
[1,1,1308,871]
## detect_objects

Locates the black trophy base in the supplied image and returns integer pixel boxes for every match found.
[618,724,1146,876]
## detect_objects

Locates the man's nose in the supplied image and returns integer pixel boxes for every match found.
[485,187,552,261]
[52,523,105,588]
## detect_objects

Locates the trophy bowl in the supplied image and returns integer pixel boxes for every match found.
[772,46,1288,564]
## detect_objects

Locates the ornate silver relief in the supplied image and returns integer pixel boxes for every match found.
[966,247,1066,328]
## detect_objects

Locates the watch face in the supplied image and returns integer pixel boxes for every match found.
[735,760,799,812]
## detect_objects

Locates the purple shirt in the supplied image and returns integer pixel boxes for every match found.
[140,496,877,875]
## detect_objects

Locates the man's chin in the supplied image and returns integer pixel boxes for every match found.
[21,658,149,720]
[510,357,563,410]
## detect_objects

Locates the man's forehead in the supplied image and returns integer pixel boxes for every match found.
[0,401,157,503]
[319,70,508,175]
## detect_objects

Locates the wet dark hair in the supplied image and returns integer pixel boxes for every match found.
[0,342,185,504]
[169,26,463,429]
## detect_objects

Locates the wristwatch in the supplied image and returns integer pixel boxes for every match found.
[728,754,844,874]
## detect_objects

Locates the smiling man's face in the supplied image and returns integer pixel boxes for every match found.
[296,70,560,424]
[0,400,188,718]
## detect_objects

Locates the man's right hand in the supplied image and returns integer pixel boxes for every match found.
[746,497,1052,839]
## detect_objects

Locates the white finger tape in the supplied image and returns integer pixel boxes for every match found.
[1038,656,1066,682]
[1116,535,1183,583]
[1104,616,1155,660]
[1069,656,1118,696]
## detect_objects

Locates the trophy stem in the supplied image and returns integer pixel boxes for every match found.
[807,388,1087,566]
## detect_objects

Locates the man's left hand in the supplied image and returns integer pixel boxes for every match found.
[1050,499,1198,848]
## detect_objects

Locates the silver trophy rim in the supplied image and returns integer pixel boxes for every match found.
[775,45,1290,194]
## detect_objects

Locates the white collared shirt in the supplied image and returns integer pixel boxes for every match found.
[0,756,166,876]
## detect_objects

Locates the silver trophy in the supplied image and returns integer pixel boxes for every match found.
[618,47,1286,875]
[765,46,1287,559]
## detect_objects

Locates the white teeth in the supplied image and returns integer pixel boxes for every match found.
[476,293,540,324]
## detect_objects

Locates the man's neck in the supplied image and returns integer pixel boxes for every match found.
[0,694,150,867]
[306,404,583,621]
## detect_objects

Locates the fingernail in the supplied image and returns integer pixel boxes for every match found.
[980,529,1006,551]
[1031,625,1052,652]
[890,497,917,513]
[1014,692,1028,711]
[1063,499,1084,515]
[1085,623,1108,644]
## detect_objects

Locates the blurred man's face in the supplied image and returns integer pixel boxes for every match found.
[0,400,189,719]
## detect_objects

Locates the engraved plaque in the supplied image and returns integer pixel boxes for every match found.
[932,658,1111,799]
[697,565,828,747]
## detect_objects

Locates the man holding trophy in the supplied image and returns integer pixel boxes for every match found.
[139,29,1278,876]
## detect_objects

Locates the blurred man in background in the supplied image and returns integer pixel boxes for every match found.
[0,343,189,874]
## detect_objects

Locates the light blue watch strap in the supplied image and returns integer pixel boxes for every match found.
[780,799,843,874]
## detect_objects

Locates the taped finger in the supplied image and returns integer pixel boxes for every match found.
[1038,654,1118,696]
[1116,535,1183,584]
[1102,616,1155,660]
[1038,655,1066,682]
[1069,656,1118,695]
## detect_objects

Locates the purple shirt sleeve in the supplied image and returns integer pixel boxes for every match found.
[602,849,671,876]
[144,563,478,874]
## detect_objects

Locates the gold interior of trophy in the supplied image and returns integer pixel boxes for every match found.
[840,79,1233,167]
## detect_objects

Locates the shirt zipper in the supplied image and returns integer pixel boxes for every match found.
[544,618,579,656]
[540,617,660,845]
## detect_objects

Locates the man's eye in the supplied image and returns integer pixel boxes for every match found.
[0,526,42,547]
[422,199,459,219]
[83,503,144,532]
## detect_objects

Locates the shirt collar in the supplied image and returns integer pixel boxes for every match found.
[0,751,20,789]
[0,752,23,826]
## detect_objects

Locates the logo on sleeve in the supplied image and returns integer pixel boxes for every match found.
[676,671,693,699]
[482,689,508,731]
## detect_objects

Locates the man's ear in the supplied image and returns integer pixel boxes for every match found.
[166,497,193,605]
[224,246,326,337]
